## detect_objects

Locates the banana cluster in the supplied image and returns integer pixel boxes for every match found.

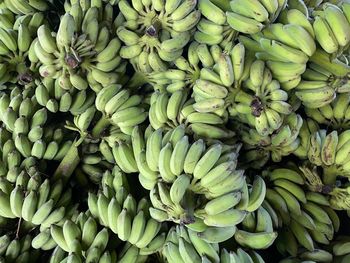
[117,0,200,73]
[0,12,45,86]
[313,2,350,55]
[305,93,350,129]
[0,90,73,160]
[148,90,233,139]
[35,3,125,90]
[95,84,147,135]
[194,0,236,47]
[0,234,40,263]
[227,0,287,34]
[229,60,292,136]
[88,169,163,249]
[127,125,249,229]
[35,78,96,115]
[49,212,114,262]
[0,169,71,227]
[238,113,303,168]
[1,0,48,15]
[145,41,205,91]
[162,225,266,263]
[192,42,247,116]
[263,167,340,256]
[240,6,317,90]
[300,129,350,181]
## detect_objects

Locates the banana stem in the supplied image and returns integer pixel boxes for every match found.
[91,116,110,138]
[52,141,80,185]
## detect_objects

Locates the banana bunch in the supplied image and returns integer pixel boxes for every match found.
[0,90,73,160]
[117,0,200,73]
[312,2,350,56]
[95,84,147,136]
[35,78,96,114]
[1,0,48,15]
[238,113,303,167]
[161,225,221,263]
[35,4,125,90]
[227,0,287,34]
[302,129,350,182]
[0,21,38,86]
[64,0,115,25]
[241,10,317,90]
[262,167,340,255]
[47,245,121,263]
[49,212,117,262]
[98,127,132,165]
[229,60,293,136]
[195,0,237,47]
[129,125,248,227]
[0,234,40,263]
[296,58,350,109]
[305,93,350,129]
[192,42,249,117]
[88,192,162,249]
[148,90,232,139]
[146,41,210,92]
[0,173,71,227]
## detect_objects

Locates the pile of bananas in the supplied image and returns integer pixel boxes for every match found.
[2,0,350,262]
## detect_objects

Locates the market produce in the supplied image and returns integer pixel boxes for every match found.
[1,0,350,262]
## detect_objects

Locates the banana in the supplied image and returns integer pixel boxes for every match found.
[217,53,234,87]
[274,186,301,215]
[204,191,242,215]
[193,144,222,180]
[260,38,309,64]
[169,174,191,204]
[234,229,277,249]
[273,179,306,203]
[313,16,338,54]
[188,229,220,263]
[324,3,350,47]
[321,130,338,165]
[37,24,57,54]
[226,12,264,34]
[283,24,316,56]
[128,210,146,245]
[230,0,269,22]
[203,208,247,227]
[290,219,314,251]
[10,186,24,218]
[135,218,160,248]
[269,168,304,184]
[198,226,236,243]
[302,202,332,225]
[246,176,266,212]
[158,143,176,183]
[170,135,189,176]
[171,11,201,32]
[56,13,75,49]
[117,208,132,241]
[21,190,38,222]
[198,0,226,25]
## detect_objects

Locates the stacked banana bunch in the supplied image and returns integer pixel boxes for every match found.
[35,0,125,90]
[2,0,350,262]
[117,0,200,72]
